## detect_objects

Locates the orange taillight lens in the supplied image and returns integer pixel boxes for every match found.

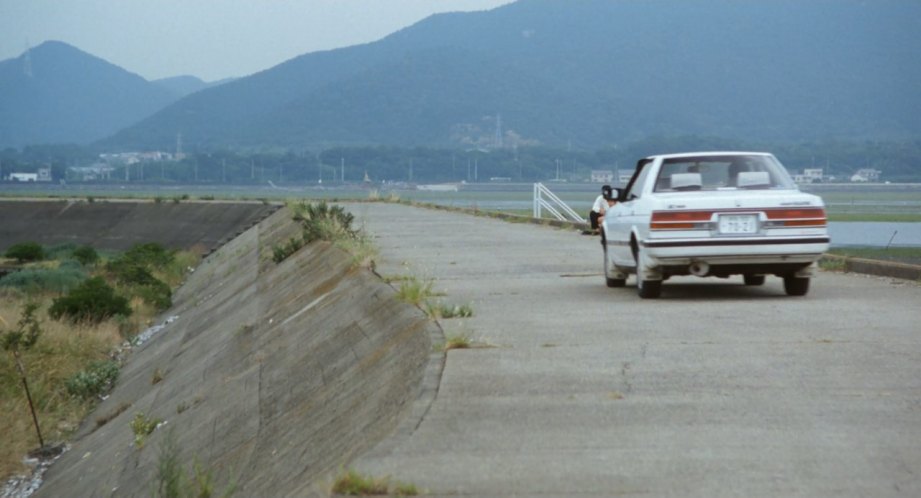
[766,208,827,227]
[650,210,713,230]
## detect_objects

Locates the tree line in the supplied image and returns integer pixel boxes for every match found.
[2,137,920,184]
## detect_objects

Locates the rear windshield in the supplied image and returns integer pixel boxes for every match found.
[653,155,796,192]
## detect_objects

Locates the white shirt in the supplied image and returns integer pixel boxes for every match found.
[592,195,607,214]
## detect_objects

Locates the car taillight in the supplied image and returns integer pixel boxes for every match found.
[651,210,713,230]
[765,208,827,227]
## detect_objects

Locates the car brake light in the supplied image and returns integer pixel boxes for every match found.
[765,208,827,227]
[651,210,713,230]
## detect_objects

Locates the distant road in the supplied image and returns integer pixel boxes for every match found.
[348,202,921,497]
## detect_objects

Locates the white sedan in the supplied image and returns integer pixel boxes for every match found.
[602,152,830,298]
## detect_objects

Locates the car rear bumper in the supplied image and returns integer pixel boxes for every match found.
[641,235,830,268]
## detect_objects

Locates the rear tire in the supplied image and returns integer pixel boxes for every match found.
[604,246,626,288]
[783,276,810,296]
[607,276,626,288]
[637,278,662,299]
[743,274,766,286]
[635,244,662,299]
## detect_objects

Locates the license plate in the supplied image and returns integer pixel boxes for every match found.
[718,214,758,234]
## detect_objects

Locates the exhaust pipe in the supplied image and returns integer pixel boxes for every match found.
[689,261,710,277]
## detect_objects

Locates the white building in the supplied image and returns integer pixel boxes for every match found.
[9,173,38,182]
[591,169,614,183]
[850,168,882,183]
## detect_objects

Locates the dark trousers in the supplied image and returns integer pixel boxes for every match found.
[589,211,601,230]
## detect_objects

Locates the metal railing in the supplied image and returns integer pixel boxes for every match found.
[533,183,586,223]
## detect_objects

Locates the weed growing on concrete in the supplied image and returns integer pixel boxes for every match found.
[444,333,471,351]
[95,401,131,428]
[819,257,847,272]
[154,428,237,498]
[393,481,419,496]
[130,412,162,448]
[396,277,435,306]
[424,302,474,320]
[291,201,358,243]
[151,368,164,385]
[330,469,391,495]
[272,237,304,263]
[381,274,411,284]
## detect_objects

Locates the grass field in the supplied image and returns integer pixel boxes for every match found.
[827,246,921,266]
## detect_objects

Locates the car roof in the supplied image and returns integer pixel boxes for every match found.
[646,151,773,160]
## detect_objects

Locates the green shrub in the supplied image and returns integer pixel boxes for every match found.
[292,201,358,243]
[4,242,45,263]
[0,267,87,294]
[122,243,175,269]
[49,277,132,323]
[106,243,176,310]
[66,360,120,399]
[272,237,304,264]
[137,279,172,310]
[45,242,77,260]
[109,261,161,287]
[72,245,100,266]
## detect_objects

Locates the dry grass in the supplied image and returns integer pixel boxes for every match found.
[0,299,125,479]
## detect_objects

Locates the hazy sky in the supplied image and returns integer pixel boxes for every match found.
[0,0,515,82]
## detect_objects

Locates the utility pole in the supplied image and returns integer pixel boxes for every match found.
[341,157,345,183]
[222,159,226,183]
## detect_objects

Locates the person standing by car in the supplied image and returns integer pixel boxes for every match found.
[590,185,614,234]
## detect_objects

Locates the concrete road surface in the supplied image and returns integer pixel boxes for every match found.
[347,202,921,497]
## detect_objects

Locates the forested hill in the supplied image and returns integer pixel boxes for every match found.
[103,0,921,151]
[0,41,179,148]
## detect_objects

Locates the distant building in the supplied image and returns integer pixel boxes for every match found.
[8,173,38,182]
[37,168,51,181]
[99,151,176,165]
[69,164,116,181]
[617,170,634,186]
[803,168,824,182]
[591,170,615,183]
[793,168,824,184]
[850,168,882,183]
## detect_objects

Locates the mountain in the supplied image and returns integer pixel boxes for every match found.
[107,0,921,150]
[153,75,235,98]
[0,41,178,148]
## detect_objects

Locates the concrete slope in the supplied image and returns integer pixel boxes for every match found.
[34,207,437,497]
[0,200,278,253]
[349,202,921,497]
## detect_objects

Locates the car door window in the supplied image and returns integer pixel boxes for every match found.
[623,161,652,201]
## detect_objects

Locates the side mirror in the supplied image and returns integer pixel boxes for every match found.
[613,187,624,201]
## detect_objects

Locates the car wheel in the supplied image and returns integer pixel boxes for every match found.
[743,274,765,286]
[604,246,625,288]
[634,244,662,299]
[783,275,810,296]
[637,277,662,299]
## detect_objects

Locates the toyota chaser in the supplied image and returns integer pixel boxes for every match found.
[602,152,830,298]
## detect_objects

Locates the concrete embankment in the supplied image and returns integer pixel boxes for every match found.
[33,207,438,497]
[0,199,278,253]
